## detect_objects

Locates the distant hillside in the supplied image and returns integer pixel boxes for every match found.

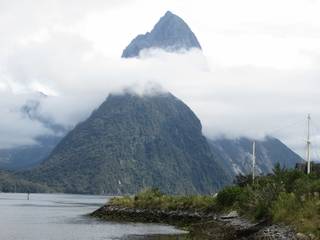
[122,11,201,58]
[24,92,230,194]
[0,170,51,193]
[0,136,62,170]
[209,137,303,177]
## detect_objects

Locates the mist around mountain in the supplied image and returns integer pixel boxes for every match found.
[1,10,303,195]
[23,92,231,194]
[0,94,67,170]
[121,10,303,178]
[21,90,302,195]
[122,11,201,58]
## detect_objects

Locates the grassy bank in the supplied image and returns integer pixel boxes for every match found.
[110,189,217,213]
[108,165,320,238]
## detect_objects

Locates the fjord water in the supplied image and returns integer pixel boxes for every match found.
[0,193,186,240]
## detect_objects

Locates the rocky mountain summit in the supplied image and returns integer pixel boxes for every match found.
[122,11,201,58]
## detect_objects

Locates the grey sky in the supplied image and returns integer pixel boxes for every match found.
[1,0,320,158]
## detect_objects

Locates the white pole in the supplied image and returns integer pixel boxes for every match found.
[307,114,311,174]
[252,141,256,182]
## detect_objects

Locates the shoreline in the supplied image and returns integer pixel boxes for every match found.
[91,204,298,240]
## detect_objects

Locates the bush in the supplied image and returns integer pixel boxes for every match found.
[271,192,300,223]
[110,195,134,208]
[216,186,243,208]
[271,193,320,236]
[238,175,286,220]
[234,174,253,187]
[134,188,164,209]
[297,198,320,236]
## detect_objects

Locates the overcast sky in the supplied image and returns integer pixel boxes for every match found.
[1,0,320,158]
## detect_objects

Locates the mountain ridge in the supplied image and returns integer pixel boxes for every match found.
[209,136,303,177]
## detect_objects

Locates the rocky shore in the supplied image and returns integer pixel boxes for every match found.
[91,204,305,240]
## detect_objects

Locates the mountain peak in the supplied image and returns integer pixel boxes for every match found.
[164,10,174,16]
[122,11,202,58]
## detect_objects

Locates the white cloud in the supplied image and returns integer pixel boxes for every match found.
[1,0,320,159]
[0,92,53,148]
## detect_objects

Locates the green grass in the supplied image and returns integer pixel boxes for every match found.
[270,192,320,236]
[109,188,217,212]
[109,164,320,238]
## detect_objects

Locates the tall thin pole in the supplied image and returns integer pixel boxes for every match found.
[252,141,256,182]
[306,114,311,174]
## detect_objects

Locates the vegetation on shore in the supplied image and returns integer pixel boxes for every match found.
[110,188,216,213]
[108,165,320,238]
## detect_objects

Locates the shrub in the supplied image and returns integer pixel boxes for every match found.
[216,186,243,208]
[238,181,285,220]
[234,174,253,187]
[297,198,320,236]
[109,195,134,208]
[271,192,300,223]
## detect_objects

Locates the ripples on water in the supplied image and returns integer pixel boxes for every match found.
[0,193,186,240]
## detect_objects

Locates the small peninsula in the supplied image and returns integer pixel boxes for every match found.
[92,166,320,240]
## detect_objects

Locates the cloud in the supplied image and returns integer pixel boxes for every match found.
[0,0,132,59]
[0,92,53,149]
[1,35,319,158]
[1,0,320,159]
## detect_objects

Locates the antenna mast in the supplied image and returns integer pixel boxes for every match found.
[306,114,311,174]
[252,141,256,182]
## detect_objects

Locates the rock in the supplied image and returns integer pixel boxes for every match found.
[252,225,297,240]
[220,211,239,219]
[296,232,309,240]
[92,205,301,240]
[308,233,317,240]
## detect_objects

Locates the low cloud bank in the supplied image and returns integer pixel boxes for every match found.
[0,32,319,158]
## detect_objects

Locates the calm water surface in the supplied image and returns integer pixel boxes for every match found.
[0,193,187,240]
